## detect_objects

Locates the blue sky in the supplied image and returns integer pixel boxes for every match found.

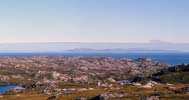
[0,0,189,43]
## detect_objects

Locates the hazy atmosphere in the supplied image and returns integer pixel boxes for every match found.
[1,1,189,100]
[1,0,189,43]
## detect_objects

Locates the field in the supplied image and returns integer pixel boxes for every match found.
[1,83,189,100]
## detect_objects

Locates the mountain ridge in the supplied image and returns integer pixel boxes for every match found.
[0,42,189,53]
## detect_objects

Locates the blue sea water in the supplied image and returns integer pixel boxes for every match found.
[0,85,19,94]
[64,53,189,65]
[0,53,189,65]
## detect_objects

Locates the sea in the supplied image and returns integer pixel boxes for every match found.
[0,53,188,65]
[0,85,21,94]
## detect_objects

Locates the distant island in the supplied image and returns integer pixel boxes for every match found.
[64,48,182,53]
[0,42,189,53]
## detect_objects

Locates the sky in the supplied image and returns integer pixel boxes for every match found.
[0,0,189,43]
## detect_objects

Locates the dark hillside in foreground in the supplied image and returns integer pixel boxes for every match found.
[150,64,189,84]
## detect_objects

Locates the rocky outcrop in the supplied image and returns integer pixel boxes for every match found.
[142,96,160,100]
[76,93,126,100]
[47,96,57,100]
[0,56,169,84]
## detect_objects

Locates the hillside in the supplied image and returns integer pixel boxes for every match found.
[150,64,189,84]
[0,56,189,100]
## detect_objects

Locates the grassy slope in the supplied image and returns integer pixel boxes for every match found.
[3,84,189,100]
[160,72,189,84]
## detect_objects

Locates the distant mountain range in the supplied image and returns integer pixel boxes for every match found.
[0,42,189,53]
[65,48,182,53]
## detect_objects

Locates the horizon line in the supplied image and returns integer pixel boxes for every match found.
[0,41,189,44]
